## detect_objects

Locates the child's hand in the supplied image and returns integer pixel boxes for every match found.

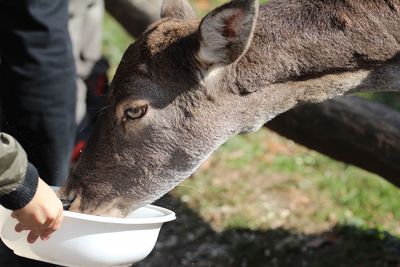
[11,178,64,243]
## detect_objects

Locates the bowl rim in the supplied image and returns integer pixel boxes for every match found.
[63,204,176,225]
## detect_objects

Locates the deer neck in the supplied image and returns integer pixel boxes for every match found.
[218,1,400,132]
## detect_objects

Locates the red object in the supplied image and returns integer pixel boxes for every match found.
[95,74,106,96]
[71,140,86,163]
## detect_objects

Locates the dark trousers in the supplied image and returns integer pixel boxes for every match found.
[0,0,76,266]
[0,0,76,184]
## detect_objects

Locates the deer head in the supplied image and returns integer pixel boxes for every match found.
[60,0,260,216]
[60,0,400,216]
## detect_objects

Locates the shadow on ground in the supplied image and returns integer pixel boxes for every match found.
[137,194,400,267]
[0,194,398,267]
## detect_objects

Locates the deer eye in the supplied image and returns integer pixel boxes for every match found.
[124,105,147,120]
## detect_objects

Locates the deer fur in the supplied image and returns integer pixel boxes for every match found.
[60,0,400,217]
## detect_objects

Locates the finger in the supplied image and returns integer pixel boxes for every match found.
[14,223,23,233]
[15,224,42,233]
[14,223,33,232]
[40,226,56,241]
[42,208,63,229]
[52,212,64,231]
[40,213,63,241]
[27,231,40,244]
[15,223,23,232]
[14,216,55,233]
[40,233,52,241]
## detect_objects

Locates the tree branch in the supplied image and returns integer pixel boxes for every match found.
[267,96,400,187]
[105,0,162,38]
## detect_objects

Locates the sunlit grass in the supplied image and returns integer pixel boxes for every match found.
[173,129,400,236]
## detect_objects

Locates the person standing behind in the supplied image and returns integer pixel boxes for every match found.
[0,0,77,266]
[0,0,76,186]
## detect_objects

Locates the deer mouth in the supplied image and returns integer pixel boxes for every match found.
[61,198,73,211]
[58,184,138,218]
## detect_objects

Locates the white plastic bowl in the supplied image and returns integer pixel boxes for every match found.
[0,203,175,267]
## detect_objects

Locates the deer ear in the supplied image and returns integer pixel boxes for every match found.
[196,0,258,69]
[161,0,196,20]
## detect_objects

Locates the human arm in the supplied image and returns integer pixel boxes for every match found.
[0,133,63,243]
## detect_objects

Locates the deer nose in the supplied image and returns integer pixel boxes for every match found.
[61,198,73,211]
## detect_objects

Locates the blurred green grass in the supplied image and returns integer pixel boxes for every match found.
[102,13,133,78]
[102,0,400,237]
[175,130,400,236]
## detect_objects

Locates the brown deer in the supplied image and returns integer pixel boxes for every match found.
[60,0,400,217]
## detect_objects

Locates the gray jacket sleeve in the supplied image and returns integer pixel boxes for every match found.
[0,133,39,210]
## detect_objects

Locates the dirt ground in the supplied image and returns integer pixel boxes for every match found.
[136,194,400,267]
[0,194,398,267]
